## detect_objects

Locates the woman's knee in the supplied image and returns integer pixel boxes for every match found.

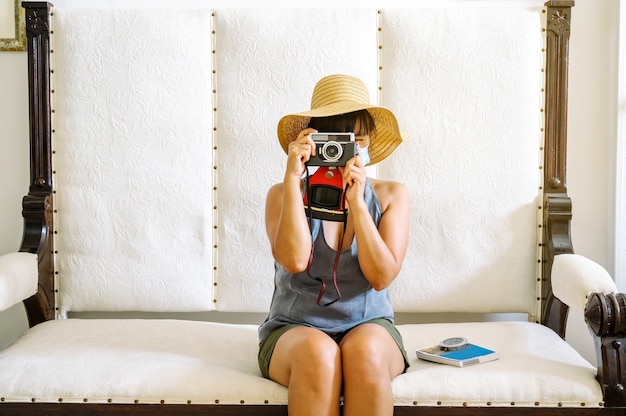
[293,329,341,370]
[270,327,342,382]
[341,326,384,359]
[340,324,403,378]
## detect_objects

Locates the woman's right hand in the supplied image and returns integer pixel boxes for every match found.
[285,128,317,179]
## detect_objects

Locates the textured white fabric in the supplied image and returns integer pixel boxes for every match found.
[0,319,601,407]
[0,319,282,404]
[552,254,617,315]
[0,253,37,312]
[50,6,545,315]
[52,9,215,312]
[213,8,377,311]
[379,7,543,314]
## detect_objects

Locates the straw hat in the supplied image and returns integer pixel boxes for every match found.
[277,74,404,165]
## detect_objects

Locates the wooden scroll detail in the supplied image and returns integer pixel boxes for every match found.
[20,1,55,326]
[542,193,573,337]
[585,293,626,407]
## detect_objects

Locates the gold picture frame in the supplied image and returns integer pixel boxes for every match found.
[0,0,26,51]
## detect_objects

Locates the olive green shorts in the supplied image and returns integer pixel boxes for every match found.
[258,318,410,379]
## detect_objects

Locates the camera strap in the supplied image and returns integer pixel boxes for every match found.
[305,211,348,307]
[303,166,349,307]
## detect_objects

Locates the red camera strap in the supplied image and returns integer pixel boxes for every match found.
[306,221,346,307]
[303,166,349,307]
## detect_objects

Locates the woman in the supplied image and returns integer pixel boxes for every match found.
[259,74,410,416]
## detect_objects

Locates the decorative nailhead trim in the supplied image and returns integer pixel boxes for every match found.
[376,9,383,109]
[49,9,61,320]
[210,8,220,307]
[534,7,551,325]
[0,398,605,407]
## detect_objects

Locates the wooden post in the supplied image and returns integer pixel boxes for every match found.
[20,1,55,326]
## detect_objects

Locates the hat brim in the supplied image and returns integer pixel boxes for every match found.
[277,103,404,165]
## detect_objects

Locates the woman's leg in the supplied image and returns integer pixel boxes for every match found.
[268,326,343,416]
[339,323,406,416]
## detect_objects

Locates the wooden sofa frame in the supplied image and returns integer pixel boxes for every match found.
[1,1,625,415]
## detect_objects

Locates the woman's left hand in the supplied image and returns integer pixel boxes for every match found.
[341,154,367,208]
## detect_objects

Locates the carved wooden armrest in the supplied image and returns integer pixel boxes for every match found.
[585,292,626,407]
[550,254,625,406]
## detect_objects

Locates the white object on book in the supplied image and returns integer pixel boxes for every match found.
[416,340,500,367]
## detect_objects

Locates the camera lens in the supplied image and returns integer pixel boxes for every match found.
[310,185,342,208]
[321,141,343,162]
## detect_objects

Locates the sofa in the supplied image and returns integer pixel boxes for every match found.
[0,1,625,415]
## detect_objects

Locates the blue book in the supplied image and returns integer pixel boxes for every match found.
[416,343,499,367]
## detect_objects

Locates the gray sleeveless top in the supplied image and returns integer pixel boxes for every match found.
[258,178,395,343]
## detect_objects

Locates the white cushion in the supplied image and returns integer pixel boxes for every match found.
[0,253,37,312]
[0,319,602,407]
[552,254,617,315]
[396,322,602,407]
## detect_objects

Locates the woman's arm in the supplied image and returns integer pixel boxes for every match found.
[341,153,410,290]
[351,180,410,290]
[265,128,318,273]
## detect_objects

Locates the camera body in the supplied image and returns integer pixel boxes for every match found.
[303,166,346,222]
[307,132,357,167]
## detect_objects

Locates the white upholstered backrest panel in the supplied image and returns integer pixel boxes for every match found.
[51,4,544,319]
[379,8,544,316]
[52,9,215,313]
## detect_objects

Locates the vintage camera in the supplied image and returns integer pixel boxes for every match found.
[307,133,357,167]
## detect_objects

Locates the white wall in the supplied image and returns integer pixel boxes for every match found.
[565,0,623,362]
[615,0,626,291]
[0,49,30,350]
[0,0,622,364]
[567,0,620,275]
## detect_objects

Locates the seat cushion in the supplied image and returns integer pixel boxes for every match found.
[395,322,602,407]
[0,319,602,407]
